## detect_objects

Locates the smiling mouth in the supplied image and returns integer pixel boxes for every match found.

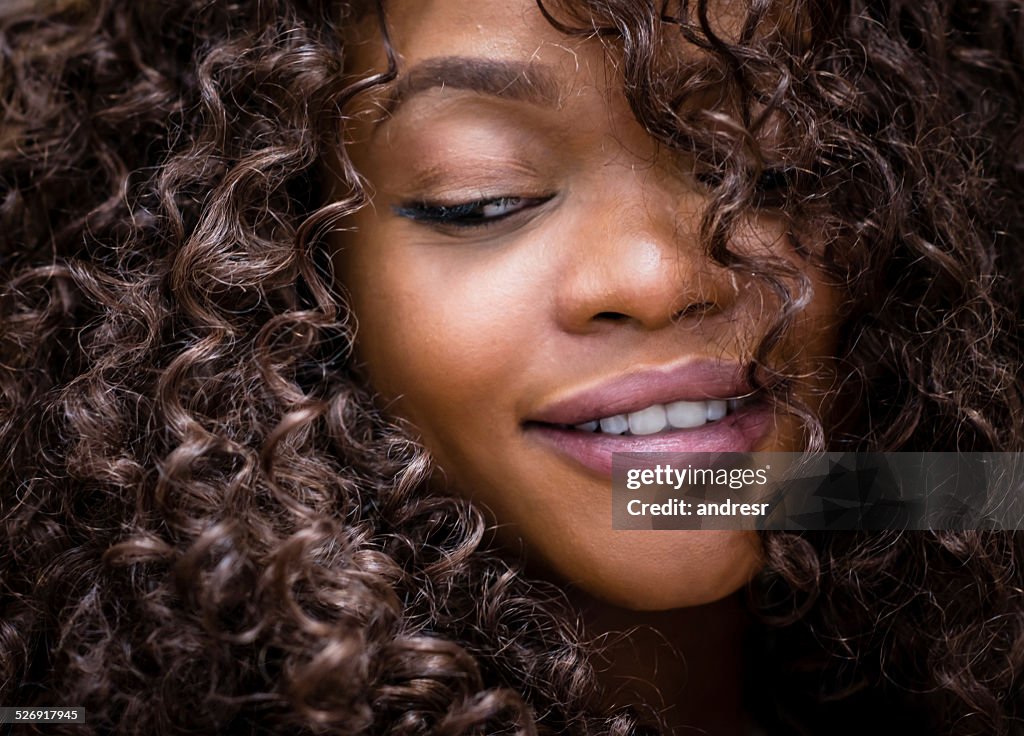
[522,392,772,476]
[530,396,756,436]
[521,360,775,472]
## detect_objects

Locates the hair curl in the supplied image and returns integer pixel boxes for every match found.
[1,0,1023,734]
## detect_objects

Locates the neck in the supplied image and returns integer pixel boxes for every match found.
[569,590,752,735]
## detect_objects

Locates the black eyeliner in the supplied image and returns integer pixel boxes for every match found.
[392,194,555,228]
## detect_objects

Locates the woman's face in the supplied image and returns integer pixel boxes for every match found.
[334,0,839,609]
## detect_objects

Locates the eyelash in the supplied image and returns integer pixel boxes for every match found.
[392,167,791,230]
[393,194,555,228]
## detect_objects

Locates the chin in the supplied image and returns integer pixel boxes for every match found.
[549,530,764,611]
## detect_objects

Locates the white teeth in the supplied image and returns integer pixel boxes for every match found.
[706,399,727,421]
[571,396,751,435]
[665,400,706,429]
[628,404,668,435]
[598,414,630,435]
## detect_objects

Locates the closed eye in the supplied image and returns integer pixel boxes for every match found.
[393,194,556,228]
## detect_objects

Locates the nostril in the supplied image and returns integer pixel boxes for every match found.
[593,311,631,322]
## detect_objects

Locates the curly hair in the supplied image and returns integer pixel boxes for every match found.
[1,0,1022,734]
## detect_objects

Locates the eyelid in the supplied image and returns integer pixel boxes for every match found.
[396,161,549,198]
[392,193,557,230]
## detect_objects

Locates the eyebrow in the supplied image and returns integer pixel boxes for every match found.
[378,56,563,121]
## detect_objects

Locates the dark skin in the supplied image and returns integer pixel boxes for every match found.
[333,1,838,731]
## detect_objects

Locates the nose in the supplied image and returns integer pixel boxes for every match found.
[554,173,737,334]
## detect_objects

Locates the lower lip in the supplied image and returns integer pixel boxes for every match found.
[525,402,775,476]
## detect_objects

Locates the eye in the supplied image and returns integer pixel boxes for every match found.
[393,194,555,229]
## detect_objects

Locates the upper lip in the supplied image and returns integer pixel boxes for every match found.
[525,359,756,426]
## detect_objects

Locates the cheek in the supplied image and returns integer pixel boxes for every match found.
[335,222,542,444]
[734,218,843,376]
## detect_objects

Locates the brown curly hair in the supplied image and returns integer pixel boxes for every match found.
[1,0,1023,734]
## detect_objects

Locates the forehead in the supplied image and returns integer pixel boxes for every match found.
[337,0,763,155]
[344,0,753,94]
[340,0,625,147]
[344,0,602,96]
[352,0,573,60]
